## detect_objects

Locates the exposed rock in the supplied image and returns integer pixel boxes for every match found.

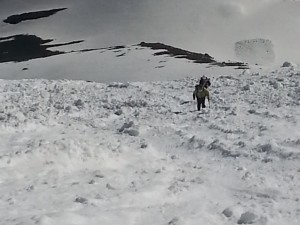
[237,212,258,224]
[95,174,105,178]
[74,197,88,204]
[242,84,250,91]
[125,129,139,137]
[258,144,273,153]
[222,208,233,218]
[115,109,123,116]
[74,99,84,107]
[282,61,293,67]
[88,179,95,184]
[168,217,180,225]
[118,121,134,132]
[106,183,116,190]
[141,143,148,149]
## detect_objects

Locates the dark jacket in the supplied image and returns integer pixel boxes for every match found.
[193,85,210,101]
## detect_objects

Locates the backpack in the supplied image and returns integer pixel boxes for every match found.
[199,76,211,88]
[195,84,207,98]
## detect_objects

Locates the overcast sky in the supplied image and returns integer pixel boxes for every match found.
[1,0,300,64]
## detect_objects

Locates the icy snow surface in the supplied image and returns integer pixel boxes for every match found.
[0,66,300,225]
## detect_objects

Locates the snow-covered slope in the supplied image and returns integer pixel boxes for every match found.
[1,65,299,225]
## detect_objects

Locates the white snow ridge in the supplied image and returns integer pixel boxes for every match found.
[0,66,300,225]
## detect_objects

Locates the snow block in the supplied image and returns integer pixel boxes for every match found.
[235,39,275,65]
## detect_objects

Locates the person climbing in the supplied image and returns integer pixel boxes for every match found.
[193,80,210,111]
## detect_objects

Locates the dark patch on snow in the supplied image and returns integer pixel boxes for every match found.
[139,42,247,68]
[119,121,134,132]
[108,83,129,88]
[235,66,250,70]
[168,217,180,225]
[125,129,139,137]
[106,183,116,190]
[116,53,126,57]
[211,61,247,68]
[3,8,67,24]
[0,34,83,63]
[107,45,126,50]
[88,179,95,184]
[74,99,84,107]
[237,212,258,224]
[114,109,123,116]
[141,143,148,149]
[139,42,214,63]
[77,48,101,53]
[282,61,294,67]
[74,197,88,204]
[222,208,233,218]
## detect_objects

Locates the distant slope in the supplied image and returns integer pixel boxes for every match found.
[139,42,248,68]
[0,38,249,82]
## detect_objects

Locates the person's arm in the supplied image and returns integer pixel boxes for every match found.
[193,91,196,100]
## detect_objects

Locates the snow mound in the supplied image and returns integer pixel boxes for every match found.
[235,39,275,65]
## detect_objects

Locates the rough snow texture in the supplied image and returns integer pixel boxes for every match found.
[0,67,300,225]
[235,39,275,65]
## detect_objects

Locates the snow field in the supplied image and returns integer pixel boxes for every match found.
[0,66,300,225]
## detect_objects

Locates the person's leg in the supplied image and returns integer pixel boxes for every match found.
[200,97,206,108]
[197,98,201,111]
